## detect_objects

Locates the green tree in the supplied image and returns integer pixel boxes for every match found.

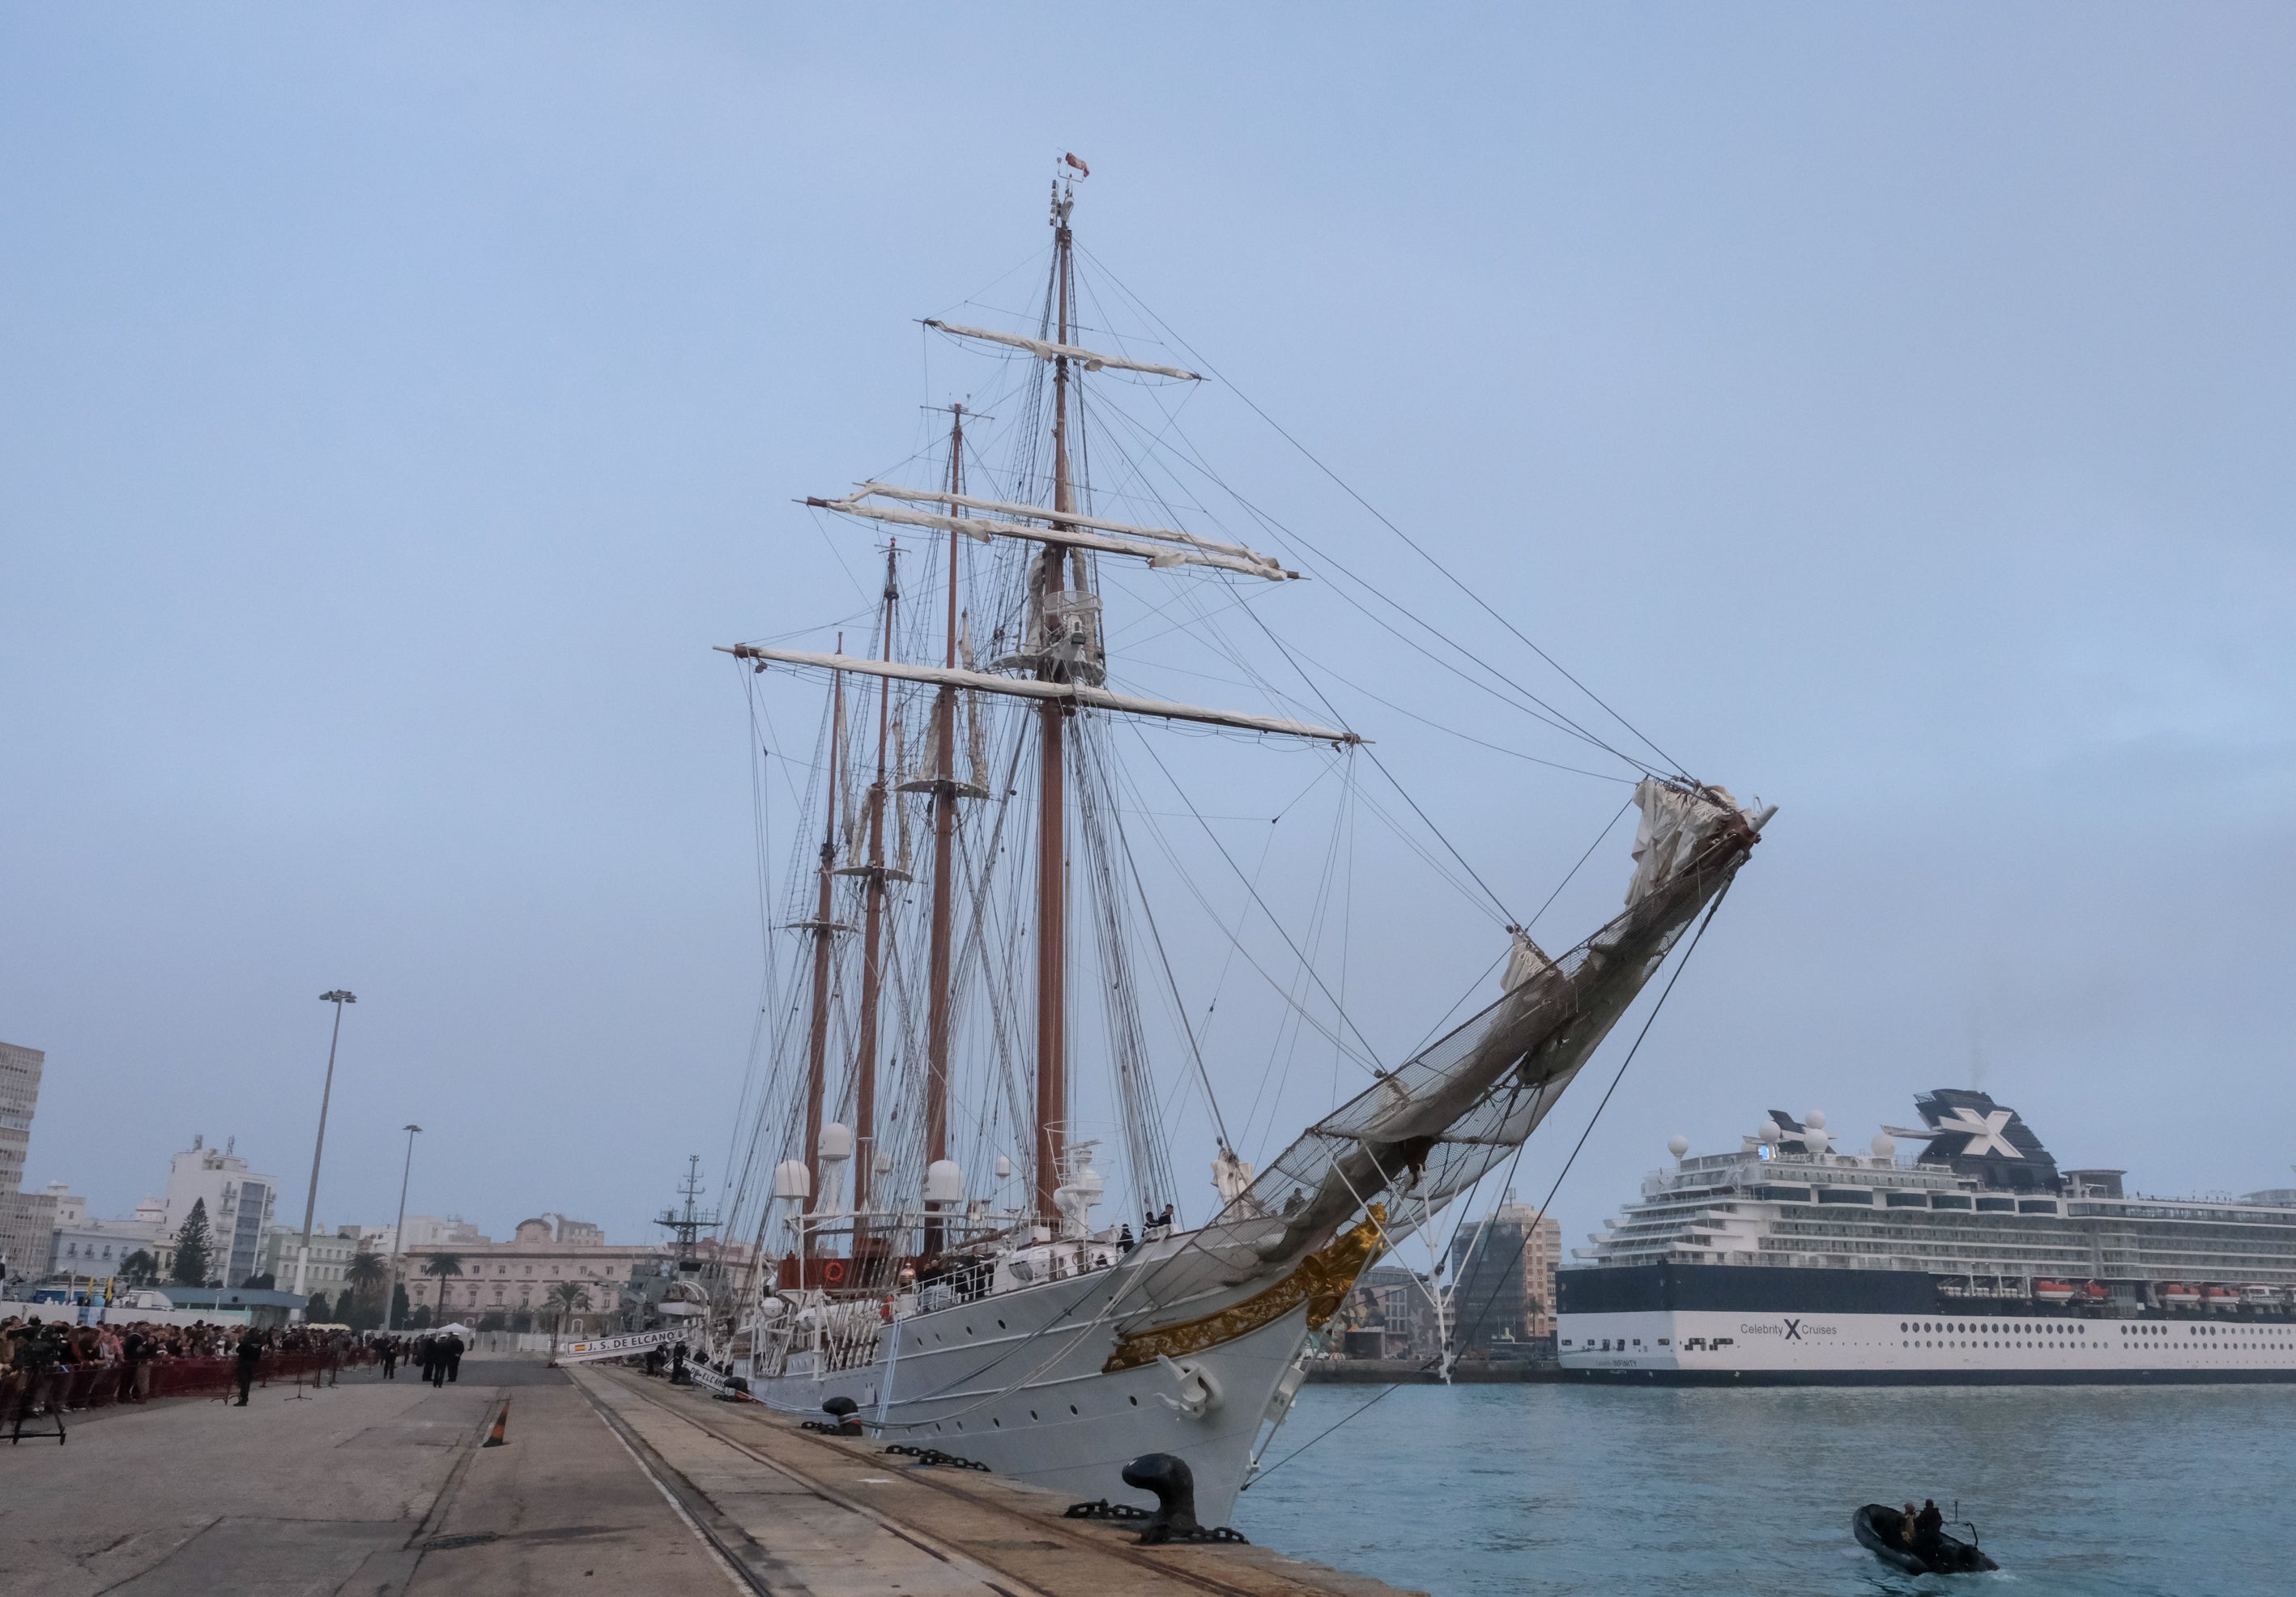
[118,1250,160,1288]
[390,1282,411,1328]
[476,1310,507,1333]
[169,1199,214,1286]
[245,1271,278,1290]
[407,1304,432,1330]
[307,1290,334,1322]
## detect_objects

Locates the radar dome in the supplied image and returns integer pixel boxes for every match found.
[1805,1130,1830,1153]
[1668,1135,1690,1158]
[818,1122,854,1160]
[922,1159,964,1204]
[1804,1109,1827,1131]
[994,1153,1013,1180]
[1872,1132,1897,1158]
[771,1159,811,1200]
[1757,1118,1783,1143]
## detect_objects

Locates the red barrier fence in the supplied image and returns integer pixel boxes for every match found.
[5,1349,365,1423]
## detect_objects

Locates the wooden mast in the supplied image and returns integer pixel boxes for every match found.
[800,637,846,1256]
[923,406,963,1256]
[850,547,898,1254]
[1034,180,1077,1221]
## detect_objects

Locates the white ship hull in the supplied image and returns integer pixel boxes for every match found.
[748,1257,1310,1524]
[1562,1306,2296,1383]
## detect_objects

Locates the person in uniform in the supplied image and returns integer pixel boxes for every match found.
[233,1331,265,1406]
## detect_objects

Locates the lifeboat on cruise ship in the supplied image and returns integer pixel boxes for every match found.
[2034,1280,2077,1305]
[2204,1284,2242,1311]
[2079,1281,2109,1302]
[2240,1284,2283,1308]
[2158,1282,2200,1310]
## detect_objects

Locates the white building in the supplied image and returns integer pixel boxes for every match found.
[258,1224,370,1302]
[394,1214,492,1253]
[163,1136,279,1288]
[45,1185,168,1280]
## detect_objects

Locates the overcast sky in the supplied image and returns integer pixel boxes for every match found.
[4,5,2292,1259]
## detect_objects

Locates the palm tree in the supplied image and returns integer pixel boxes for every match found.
[420,1252,465,1320]
[343,1250,390,1327]
[345,1250,389,1302]
[546,1281,591,1353]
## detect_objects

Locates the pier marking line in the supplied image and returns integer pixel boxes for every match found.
[589,1365,1325,1597]
[575,1366,1045,1597]
[572,1369,803,1595]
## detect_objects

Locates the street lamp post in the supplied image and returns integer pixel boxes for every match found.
[386,1123,421,1331]
[292,990,357,1304]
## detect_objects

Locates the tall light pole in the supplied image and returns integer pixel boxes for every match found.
[293,990,357,1303]
[386,1123,420,1330]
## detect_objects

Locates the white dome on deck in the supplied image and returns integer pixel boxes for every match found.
[923,1160,964,1204]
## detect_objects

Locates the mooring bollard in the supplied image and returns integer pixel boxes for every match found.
[483,1398,511,1447]
[1118,1453,1249,1545]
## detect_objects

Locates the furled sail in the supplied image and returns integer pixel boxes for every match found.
[841,483,1292,577]
[718,645,1361,744]
[1121,781,1766,1311]
[922,318,1203,381]
[804,493,1290,581]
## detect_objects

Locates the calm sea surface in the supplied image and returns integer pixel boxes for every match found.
[1233,1382,2295,1597]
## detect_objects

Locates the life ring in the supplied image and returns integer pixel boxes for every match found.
[820,1258,848,1286]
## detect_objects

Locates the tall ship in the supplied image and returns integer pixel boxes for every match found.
[701,162,1770,1520]
[1559,1089,2296,1382]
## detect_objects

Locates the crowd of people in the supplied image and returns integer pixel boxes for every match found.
[2,1314,384,1416]
[370,1331,466,1387]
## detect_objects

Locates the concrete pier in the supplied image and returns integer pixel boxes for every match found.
[0,1357,1423,1597]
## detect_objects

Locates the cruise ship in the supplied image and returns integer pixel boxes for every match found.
[1556,1089,2296,1383]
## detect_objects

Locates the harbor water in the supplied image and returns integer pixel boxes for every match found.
[1234,1382,2295,1597]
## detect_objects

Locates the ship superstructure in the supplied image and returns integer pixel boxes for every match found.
[1558,1091,2296,1382]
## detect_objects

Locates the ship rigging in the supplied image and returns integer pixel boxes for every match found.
[699,162,1770,1519]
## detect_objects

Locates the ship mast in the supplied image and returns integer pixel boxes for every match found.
[923,406,964,1255]
[850,549,899,1254]
[1035,179,1079,1220]
[798,639,846,1254]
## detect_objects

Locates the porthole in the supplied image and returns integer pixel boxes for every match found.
[992,1417,1002,1427]
[1129,1395,1139,1406]
[997,1319,1007,1330]
[1029,1410,1038,1420]
[1069,1403,1079,1415]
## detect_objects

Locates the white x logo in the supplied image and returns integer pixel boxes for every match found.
[1934,1106,2020,1158]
